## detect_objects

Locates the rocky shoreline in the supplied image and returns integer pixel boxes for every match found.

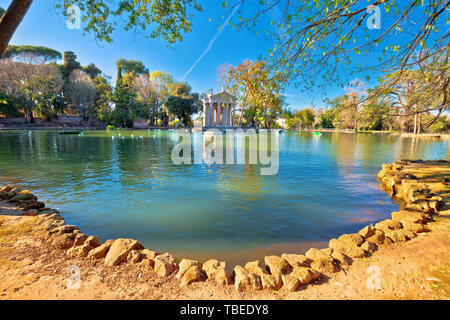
[0,160,448,294]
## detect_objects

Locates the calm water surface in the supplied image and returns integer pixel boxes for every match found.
[0,130,448,264]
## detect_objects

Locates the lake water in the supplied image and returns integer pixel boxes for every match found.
[0,130,448,265]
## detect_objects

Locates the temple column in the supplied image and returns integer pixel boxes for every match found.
[224,103,229,126]
[232,105,236,127]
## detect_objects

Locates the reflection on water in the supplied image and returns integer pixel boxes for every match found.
[0,130,448,264]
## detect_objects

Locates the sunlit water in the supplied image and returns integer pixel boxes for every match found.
[0,130,448,265]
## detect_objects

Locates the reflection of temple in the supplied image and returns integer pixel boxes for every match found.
[202,87,237,128]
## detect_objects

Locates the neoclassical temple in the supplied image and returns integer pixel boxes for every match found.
[202,87,237,128]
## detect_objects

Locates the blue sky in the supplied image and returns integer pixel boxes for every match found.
[2,1,444,111]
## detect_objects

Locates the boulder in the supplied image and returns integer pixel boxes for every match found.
[23,201,45,211]
[264,256,292,277]
[360,241,378,254]
[401,221,427,233]
[245,260,267,277]
[337,233,364,247]
[366,232,392,246]
[138,258,155,271]
[154,253,178,277]
[358,225,376,239]
[261,274,283,290]
[127,250,142,263]
[49,225,79,235]
[385,230,408,243]
[73,233,88,247]
[290,267,321,285]
[26,209,39,216]
[202,259,232,285]
[392,210,428,224]
[281,275,300,292]
[51,233,75,250]
[374,219,403,233]
[66,243,94,257]
[310,257,339,274]
[104,238,144,266]
[88,239,114,259]
[176,259,201,279]
[331,251,352,268]
[330,241,366,259]
[10,193,36,202]
[141,249,160,260]
[233,265,262,292]
[180,265,202,286]
[84,236,102,248]
[305,248,331,260]
[281,253,312,268]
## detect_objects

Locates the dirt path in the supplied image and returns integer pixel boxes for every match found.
[0,162,449,300]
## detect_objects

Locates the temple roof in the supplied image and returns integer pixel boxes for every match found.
[202,87,236,104]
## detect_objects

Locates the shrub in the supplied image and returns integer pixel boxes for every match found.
[0,91,20,117]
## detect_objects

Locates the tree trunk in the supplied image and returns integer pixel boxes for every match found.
[413,113,417,135]
[0,0,33,56]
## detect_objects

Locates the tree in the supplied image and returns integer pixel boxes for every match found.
[0,90,19,117]
[111,72,140,128]
[220,60,284,128]
[67,70,97,118]
[0,0,203,56]
[61,51,81,80]
[164,82,201,127]
[93,75,112,122]
[0,7,5,17]
[82,63,102,79]
[223,0,448,112]
[2,45,62,64]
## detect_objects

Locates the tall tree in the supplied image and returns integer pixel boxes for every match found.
[2,45,61,64]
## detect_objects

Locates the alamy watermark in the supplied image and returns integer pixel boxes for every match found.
[367,5,381,30]
[171,129,280,176]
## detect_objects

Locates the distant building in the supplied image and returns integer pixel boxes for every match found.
[202,87,237,128]
[276,118,287,128]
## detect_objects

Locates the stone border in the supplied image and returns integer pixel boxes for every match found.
[0,159,447,292]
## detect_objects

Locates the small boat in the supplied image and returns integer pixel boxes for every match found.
[58,130,82,135]
[312,132,322,136]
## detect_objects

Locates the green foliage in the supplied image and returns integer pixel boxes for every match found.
[319,109,335,128]
[0,7,5,17]
[0,91,19,117]
[82,63,102,79]
[110,72,139,128]
[164,83,200,127]
[2,45,62,63]
[117,59,148,75]
[106,125,116,130]
[93,75,113,122]
[429,117,449,133]
[61,51,81,80]
[286,108,315,130]
[56,0,202,44]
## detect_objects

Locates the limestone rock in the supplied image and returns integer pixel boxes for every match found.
[264,256,292,277]
[245,260,267,277]
[330,241,366,258]
[202,259,231,285]
[305,248,331,260]
[154,252,178,277]
[73,233,88,247]
[138,258,155,271]
[366,232,392,246]
[51,233,75,250]
[392,210,428,224]
[310,257,339,274]
[401,221,427,233]
[88,239,114,259]
[281,275,300,292]
[67,243,94,257]
[127,250,142,263]
[375,219,403,233]
[261,274,282,290]
[177,259,201,279]
[337,233,364,247]
[360,241,378,254]
[291,267,321,285]
[85,236,102,248]
[331,251,352,268]
[385,230,408,243]
[358,225,376,239]
[281,253,312,268]
[104,238,144,266]
[233,265,262,292]
[141,249,160,260]
[49,225,79,235]
[180,265,202,286]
